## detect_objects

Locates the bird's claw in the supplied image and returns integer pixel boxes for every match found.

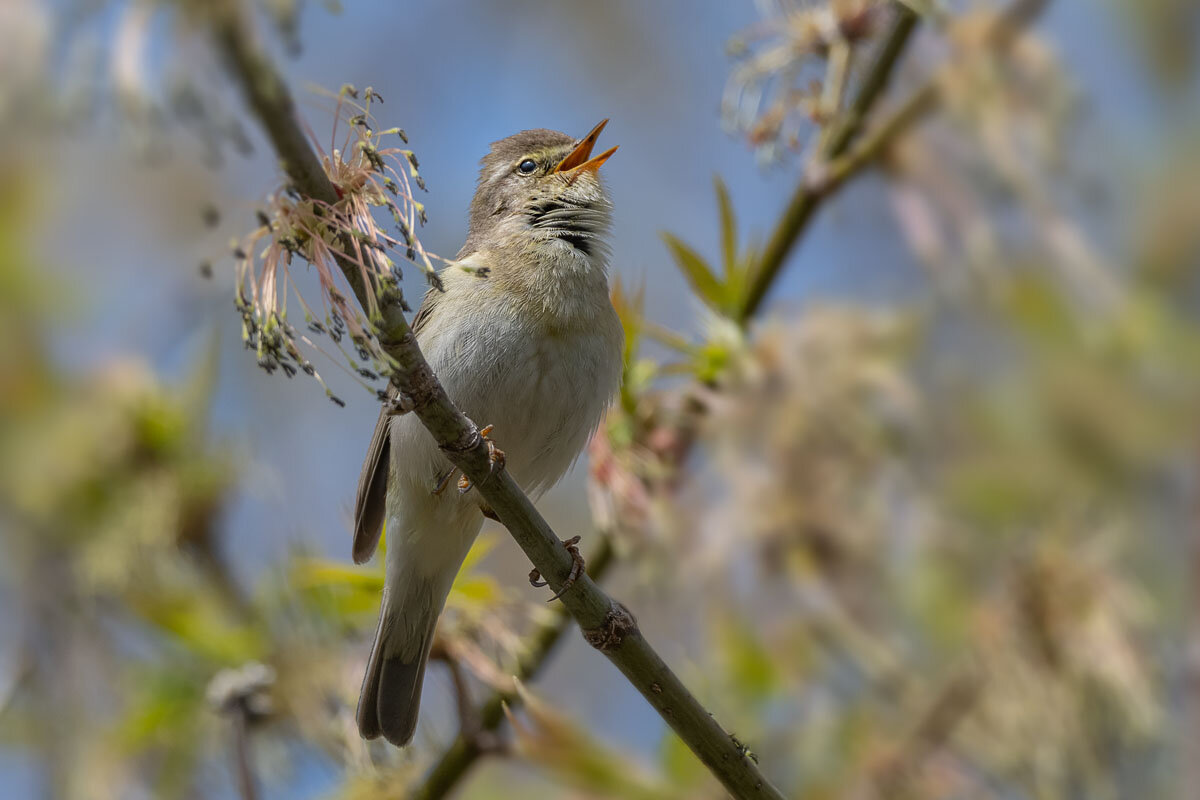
[480,424,506,473]
[528,536,585,602]
[457,425,505,495]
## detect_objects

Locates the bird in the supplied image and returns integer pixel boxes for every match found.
[352,121,625,747]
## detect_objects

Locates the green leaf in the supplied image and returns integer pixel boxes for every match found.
[116,667,205,751]
[661,232,725,311]
[693,341,732,384]
[610,276,645,354]
[447,575,502,608]
[626,357,658,396]
[133,593,265,664]
[291,558,383,592]
[457,532,497,575]
[730,236,761,323]
[444,535,503,609]
[714,176,738,280]
[449,533,497,597]
[289,556,383,622]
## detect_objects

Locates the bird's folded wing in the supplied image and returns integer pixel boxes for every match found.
[353,396,391,564]
[352,290,438,564]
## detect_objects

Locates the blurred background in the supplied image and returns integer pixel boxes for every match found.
[0,0,1197,798]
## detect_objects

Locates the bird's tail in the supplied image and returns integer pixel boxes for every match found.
[355,582,440,747]
[357,513,479,747]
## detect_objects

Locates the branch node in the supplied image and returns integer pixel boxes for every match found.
[582,601,638,651]
[438,418,485,456]
[383,390,415,416]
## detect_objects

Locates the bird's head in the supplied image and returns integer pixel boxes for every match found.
[460,120,617,261]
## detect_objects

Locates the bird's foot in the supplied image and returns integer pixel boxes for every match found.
[457,425,505,495]
[528,535,585,602]
[480,424,506,472]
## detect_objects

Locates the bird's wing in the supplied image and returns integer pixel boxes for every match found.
[352,393,392,564]
[351,290,438,564]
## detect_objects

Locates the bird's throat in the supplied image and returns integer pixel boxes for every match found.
[525,197,610,261]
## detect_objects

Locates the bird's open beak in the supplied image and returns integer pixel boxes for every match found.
[554,119,618,176]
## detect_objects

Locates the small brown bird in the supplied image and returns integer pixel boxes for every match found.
[353,121,624,746]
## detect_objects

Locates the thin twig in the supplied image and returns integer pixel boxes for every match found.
[871,672,984,798]
[231,708,259,800]
[428,640,506,756]
[431,646,474,733]
[209,4,786,797]
[740,2,920,323]
[815,39,854,154]
[739,0,1052,321]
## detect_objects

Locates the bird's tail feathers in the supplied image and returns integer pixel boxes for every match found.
[356,582,441,747]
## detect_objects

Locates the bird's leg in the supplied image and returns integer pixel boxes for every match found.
[457,424,505,494]
[432,468,457,496]
[528,535,586,602]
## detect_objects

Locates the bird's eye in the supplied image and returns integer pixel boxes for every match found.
[518,159,537,174]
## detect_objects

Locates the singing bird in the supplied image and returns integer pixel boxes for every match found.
[352,121,624,746]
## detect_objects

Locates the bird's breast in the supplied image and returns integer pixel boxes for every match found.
[415,279,623,497]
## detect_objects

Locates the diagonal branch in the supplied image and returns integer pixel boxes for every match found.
[739,0,1053,322]
[739,2,920,322]
[209,3,785,798]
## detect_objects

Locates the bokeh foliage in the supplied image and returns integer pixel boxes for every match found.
[1,0,1198,798]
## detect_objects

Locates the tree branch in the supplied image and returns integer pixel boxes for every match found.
[231,708,259,800]
[209,3,786,797]
[738,0,1052,321]
[739,2,920,322]
[870,671,984,797]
